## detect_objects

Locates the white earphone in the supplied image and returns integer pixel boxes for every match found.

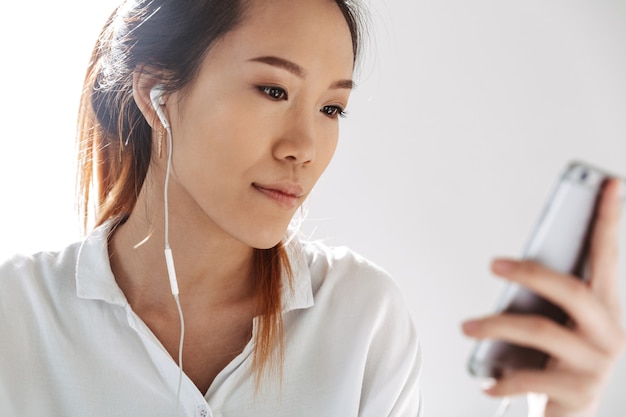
[149,84,178,296]
[150,84,185,416]
[149,85,170,129]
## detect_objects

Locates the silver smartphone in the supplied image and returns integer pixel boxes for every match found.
[467,161,625,379]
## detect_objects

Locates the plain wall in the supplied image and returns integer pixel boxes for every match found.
[1,1,625,415]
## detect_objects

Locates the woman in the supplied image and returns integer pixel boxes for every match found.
[0,0,623,416]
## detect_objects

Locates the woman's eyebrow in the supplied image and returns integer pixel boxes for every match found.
[248,55,354,90]
[330,79,355,90]
[248,56,306,78]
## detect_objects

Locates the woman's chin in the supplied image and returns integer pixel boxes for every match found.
[250,237,285,250]
[244,228,290,250]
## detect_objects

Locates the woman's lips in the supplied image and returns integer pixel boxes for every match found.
[252,182,304,209]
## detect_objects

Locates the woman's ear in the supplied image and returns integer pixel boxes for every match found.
[132,65,167,129]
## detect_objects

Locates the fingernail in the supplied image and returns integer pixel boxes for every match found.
[492,259,516,274]
[481,378,497,391]
[462,319,479,334]
[616,181,624,198]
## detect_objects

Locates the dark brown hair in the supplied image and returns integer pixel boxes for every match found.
[76,0,363,384]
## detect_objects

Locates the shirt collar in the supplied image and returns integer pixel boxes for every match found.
[282,239,315,313]
[75,221,314,312]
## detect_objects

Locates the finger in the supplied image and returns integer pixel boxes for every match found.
[483,369,603,415]
[462,314,606,373]
[490,260,624,354]
[588,178,623,316]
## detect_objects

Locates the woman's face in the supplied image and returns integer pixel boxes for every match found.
[163,0,354,249]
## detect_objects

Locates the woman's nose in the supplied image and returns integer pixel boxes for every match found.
[272,110,317,166]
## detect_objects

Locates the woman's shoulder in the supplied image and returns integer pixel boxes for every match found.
[297,237,394,278]
[0,239,84,298]
[0,221,115,289]
[293,238,407,311]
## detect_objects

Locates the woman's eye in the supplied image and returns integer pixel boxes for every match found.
[320,105,347,119]
[259,86,287,100]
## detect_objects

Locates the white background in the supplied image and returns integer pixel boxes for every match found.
[1,1,625,416]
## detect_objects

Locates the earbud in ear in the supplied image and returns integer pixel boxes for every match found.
[150,85,170,129]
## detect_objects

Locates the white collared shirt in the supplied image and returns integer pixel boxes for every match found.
[0,223,421,416]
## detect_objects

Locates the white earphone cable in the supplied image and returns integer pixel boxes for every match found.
[163,123,185,417]
[173,293,185,417]
[493,397,511,417]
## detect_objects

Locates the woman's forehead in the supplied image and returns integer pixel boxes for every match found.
[237,0,352,46]
[220,0,355,70]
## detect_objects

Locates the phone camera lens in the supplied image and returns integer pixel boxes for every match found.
[580,170,588,181]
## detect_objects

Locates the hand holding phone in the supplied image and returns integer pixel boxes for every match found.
[463,161,626,415]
